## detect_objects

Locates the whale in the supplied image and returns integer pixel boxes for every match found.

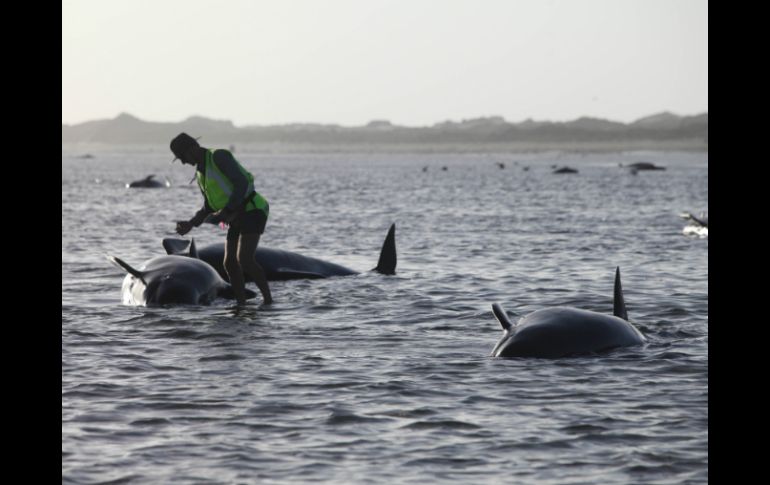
[553,166,578,174]
[126,175,170,188]
[162,223,397,282]
[681,212,708,228]
[680,212,708,237]
[107,239,256,306]
[624,162,666,171]
[490,268,646,358]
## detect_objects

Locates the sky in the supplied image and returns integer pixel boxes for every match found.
[62,0,707,127]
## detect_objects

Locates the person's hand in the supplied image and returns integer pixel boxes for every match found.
[176,220,193,236]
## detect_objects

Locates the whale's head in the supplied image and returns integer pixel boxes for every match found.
[142,273,207,305]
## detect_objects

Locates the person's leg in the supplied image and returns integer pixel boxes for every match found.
[224,229,247,304]
[237,232,273,304]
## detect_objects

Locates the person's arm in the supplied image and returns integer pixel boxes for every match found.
[213,150,250,212]
[176,189,213,236]
[190,199,213,226]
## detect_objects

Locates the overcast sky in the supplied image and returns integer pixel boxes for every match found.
[62,0,707,126]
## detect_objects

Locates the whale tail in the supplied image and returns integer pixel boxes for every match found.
[374,223,397,275]
[107,255,146,285]
[613,267,628,321]
[685,212,708,228]
[492,303,514,331]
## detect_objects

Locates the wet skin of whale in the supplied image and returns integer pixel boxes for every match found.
[490,268,646,358]
[126,175,170,188]
[162,223,397,282]
[108,241,256,306]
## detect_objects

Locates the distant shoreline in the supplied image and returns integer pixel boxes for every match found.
[61,112,708,154]
[62,139,707,155]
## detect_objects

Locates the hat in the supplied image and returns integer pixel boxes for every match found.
[170,133,200,162]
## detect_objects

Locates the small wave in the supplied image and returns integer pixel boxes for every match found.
[378,407,437,419]
[198,353,245,362]
[402,456,488,468]
[402,420,481,431]
[129,418,172,426]
[561,423,609,435]
[325,410,390,426]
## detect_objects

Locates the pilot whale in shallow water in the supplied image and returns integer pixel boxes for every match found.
[623,162,666,171]
[490,268,646,358]
[107,239,256,306]
[552,166,578,174]
[680,212,708,238]
[126,174,170,188]
[162,223,397,282]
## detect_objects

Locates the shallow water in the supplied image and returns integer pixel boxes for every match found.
[62,149,708,484]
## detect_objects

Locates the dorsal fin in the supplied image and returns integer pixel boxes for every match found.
[189,238,199,259]
[613,266,628,321]
[145,174,155,181]
[374,223,397,275]
[107,255,146,285]
[492,303,514,330]
[162,238,191,255]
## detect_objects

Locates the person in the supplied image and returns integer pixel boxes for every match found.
[170,133,273,305]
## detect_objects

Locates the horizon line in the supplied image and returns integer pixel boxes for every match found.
[62,110,709,129]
